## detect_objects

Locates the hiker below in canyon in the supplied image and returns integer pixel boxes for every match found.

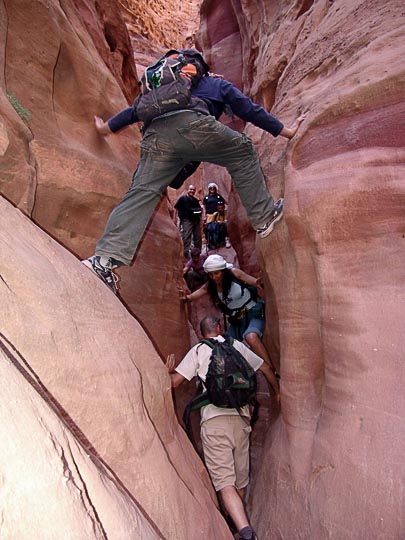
[203,182,226,217]
[205,201,230,249]
[82,47,306,293]
[168,315,277,540]
[182,247,208,292]
[174,185,203,259]
[179,254,279,391]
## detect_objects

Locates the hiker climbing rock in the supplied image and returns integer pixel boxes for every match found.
[182,247,208,291]
[174,185,203,259]
[82,47,306,293]
[180,254,279,387]
[168,315,278,540]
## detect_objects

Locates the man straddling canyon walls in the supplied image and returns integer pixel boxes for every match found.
[168,315,276,540]
[83,48,305,293]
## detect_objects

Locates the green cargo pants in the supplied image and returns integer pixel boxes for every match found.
[96,111,276,265]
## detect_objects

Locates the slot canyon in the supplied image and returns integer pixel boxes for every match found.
[0,0,404,538]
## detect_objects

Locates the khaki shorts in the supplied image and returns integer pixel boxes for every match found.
[200,415,252,492]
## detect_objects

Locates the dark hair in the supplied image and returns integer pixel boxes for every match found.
[200,315,221,337]
[180,48,210,73]
[207,267,234,305]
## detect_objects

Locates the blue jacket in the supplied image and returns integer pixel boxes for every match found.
[108,76,284,137]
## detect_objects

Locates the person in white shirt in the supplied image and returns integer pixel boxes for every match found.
[180,254,280,385]
[168,315,278,540]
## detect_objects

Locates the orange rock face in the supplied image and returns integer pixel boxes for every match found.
[119,0,201,50]
[0,336,163,540]
[0,0,192,362]
[0,196,231,539]
[2,0,405,538]
[198,0,405,538]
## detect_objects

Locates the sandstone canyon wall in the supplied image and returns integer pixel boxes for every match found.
[198,0,405,538]
[0,0,194,363]
[0,335,163,540]
[1,0,405,539]
[0,195,231,539]
[0,1,231,538]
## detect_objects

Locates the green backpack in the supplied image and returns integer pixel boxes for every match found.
[182,337,258,447]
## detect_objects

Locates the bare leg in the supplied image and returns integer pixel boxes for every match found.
[219,485,249,532]
[244,332,273,367]
[245,332,279,395]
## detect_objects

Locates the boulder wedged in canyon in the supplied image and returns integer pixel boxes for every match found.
[0,196,232,539]
[199,0,405,538]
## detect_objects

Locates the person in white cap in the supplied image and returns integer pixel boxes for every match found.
[180,254,279,389]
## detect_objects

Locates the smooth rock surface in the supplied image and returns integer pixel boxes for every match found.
[0,343,162,540]
[0,196,231,539]
[0,0,191,361]
[198,0,405,538]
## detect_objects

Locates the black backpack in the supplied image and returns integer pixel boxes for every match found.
[135,50,205,126]
[182,337,258,447]
[203,337,257,409]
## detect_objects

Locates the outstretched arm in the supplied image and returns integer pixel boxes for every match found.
[179,281,209,302]
[94,115,112,136]
[231,267,257,286]
[279,113,306,139]
[259,362,280,402]
[94,106,140,137]
[166,354,187,388]
[231,267,264,296]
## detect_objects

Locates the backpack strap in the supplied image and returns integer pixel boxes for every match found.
[199,337,217,349]
[216,278,258,318]
[183,339,215,450]
[182,391,209,451]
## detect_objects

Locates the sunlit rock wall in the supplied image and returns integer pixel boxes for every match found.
[0,341,163,540]
[0,195,231,539]
[0,0,191,361]
[198,0,405,538]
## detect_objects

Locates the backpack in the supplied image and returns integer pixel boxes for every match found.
[203,337,257,408]
[135,50,205,126]
[206,221,221,248]
[182,337,258,447]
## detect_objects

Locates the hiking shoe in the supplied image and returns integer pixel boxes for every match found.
[82,255,119,294]
[256,198,284,239]
[225,237,231,248]
[239,529,258,540]
[241,533,258,540]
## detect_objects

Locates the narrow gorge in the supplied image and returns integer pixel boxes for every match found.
[0,0,404,539]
